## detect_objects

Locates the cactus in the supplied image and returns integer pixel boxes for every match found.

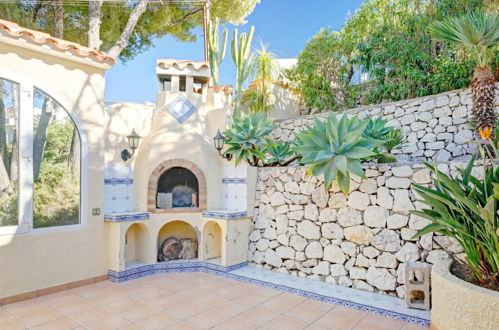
[231,25,255,117]
[207,18,228,86]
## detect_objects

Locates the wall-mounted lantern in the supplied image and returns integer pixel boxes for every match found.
[213,129,232,161]
[121,128,141,161]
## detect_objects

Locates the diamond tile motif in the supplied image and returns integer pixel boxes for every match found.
[166,95,197,123]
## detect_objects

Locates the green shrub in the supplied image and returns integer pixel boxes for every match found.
[412,147,499,286]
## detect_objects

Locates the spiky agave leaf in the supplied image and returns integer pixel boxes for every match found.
[224,111,275,166]
[295,112,384,193]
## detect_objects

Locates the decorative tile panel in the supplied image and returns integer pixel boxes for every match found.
[166,95,197,123]
[104,164,134,214]
[222,164,248,212]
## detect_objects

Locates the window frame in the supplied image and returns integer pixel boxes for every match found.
[0,68,88,236]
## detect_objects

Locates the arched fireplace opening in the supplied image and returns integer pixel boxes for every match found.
[157,167,199,209]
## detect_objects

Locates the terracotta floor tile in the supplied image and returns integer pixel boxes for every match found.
[12,305,65,328]
[329,306,369,320]
[0,310,25,330]
[85,314,132,330]
[190,294,231,306]
[356,314,406,330]
[32,317,81,330]
[212,318,259,330]
[105,298,142,314]
[285,301,330,324]
[165,321,205,330]
[262,314,309,330]
[119,303,162,323]
[233,306,279,326]
[209,300,253,318]
[134,311,180,330]
[185,309,228,329]
[46,295,96,315]
[309,312,361,330]
[67,307,115,326]
[260,293,307,314]
[158,297,207,319]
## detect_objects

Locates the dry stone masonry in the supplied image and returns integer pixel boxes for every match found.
[271,84,499,162]
[249,163,476,298]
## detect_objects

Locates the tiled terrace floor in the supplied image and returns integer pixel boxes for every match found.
[0,273,428,330]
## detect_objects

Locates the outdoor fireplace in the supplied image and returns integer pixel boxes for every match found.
[156,167,199,208]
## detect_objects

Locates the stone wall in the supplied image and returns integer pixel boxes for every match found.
[270,84,499,162]
[249,163,473,298]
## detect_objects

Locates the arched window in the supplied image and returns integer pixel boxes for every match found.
[32,89,80,228]
[0,75,81,232]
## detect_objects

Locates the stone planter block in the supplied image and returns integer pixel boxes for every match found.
[404,262,430,310]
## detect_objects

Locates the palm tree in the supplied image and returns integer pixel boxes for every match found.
[429,12,499,134]
[244,42,279,114]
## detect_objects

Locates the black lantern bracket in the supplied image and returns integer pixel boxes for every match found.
[121,128,141,162]
[213,129,233,161]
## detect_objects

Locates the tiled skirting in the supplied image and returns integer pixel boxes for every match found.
[108,262,430,326]
[0,274,108,307]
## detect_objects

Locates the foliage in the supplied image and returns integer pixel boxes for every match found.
[242,43,279,114]
[288,0,494,111]
[33,120,79,228]
[362,117,405,163]
[294,113,384,193]
[208,18,228,86]
[223,111,275,166]
[429,12,499,69]
[412,147,499,286]
[265,140,297,166]
[0,0,260,62]
[291,28,357,112]
[231,26,255,117]
[379,128,406,162]
[429,11,499,133]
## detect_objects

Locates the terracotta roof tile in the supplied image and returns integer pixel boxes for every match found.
[0,19,116,65]
[156,59,209,71]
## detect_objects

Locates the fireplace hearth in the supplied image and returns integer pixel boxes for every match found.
[157,167,199,209]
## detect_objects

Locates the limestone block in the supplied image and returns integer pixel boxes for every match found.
[337,208,363,227]
[305,241,323,259]
[426,250,451,264]
[329,193,348,208]
[290,234,308,251]
[344,225,373,245]
[297,220,321,239]
[363,206,389,228]
[353,280,375,292]
[313,261,330,276]
[366,267,397,291]
[321,222,344,240]
[311,187,329,208]
[324,244,346,264]
[347,191,370,210]
[385,177,411,189]
[304,204,319,221]
[276,246,295,260]
[363,246,381,259]
[395,242,420,262]
[284,181,300,194]
[387,214,409,229]
[359,178,378,194]
[264,249,282,268]
[376,187,393,209]
[270,192,286,206]
[372,229,402,252]
[319,208,337,222]
[349,267,367,280]
[376,252,398,268]
[393,190,414,215]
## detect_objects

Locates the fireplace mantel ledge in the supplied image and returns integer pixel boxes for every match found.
[104,212,150,222]
[202,210,248,220]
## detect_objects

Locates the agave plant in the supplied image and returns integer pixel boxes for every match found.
[362,117,392,140]
[223,111,275,166]
[378,129,406,163]
[412,147,499,286]
[295,113,384,193]
[429,12,499,134]
[265,140,298,166]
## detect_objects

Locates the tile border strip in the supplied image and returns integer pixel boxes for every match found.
[202,211,248,219]
[108,262,429,326]
[104,212,150,222]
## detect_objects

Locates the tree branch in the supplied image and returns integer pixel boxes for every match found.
[88,0,104,49]
[107,0,149,58]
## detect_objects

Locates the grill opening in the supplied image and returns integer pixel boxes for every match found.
[156,167,199,209]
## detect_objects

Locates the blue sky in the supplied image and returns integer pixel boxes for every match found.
[105,0,364,103]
